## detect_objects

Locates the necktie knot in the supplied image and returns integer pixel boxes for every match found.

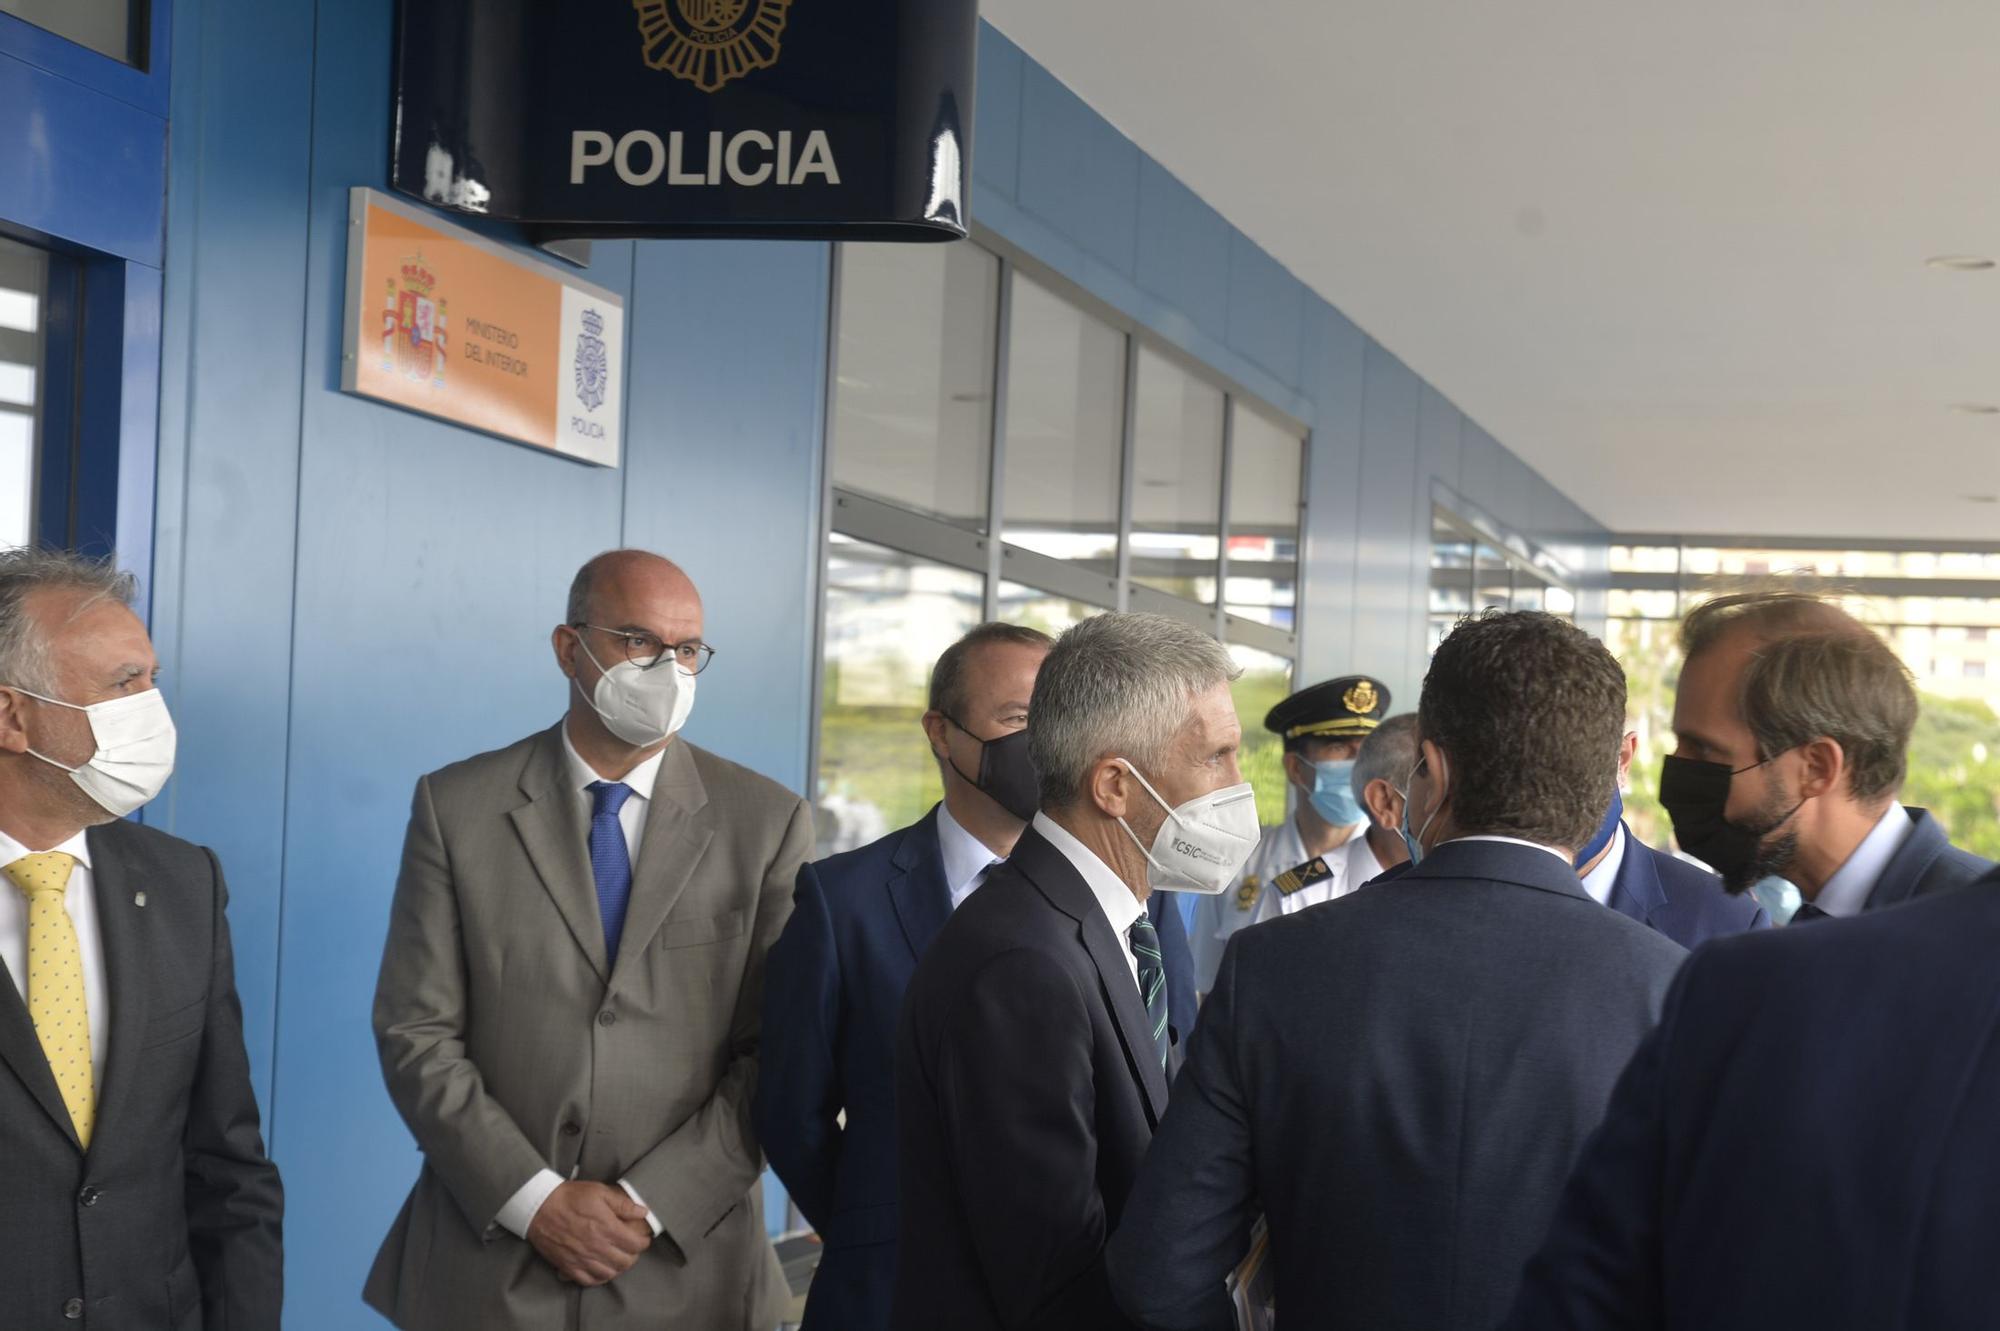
[4,852,76,899]
[588,781,634,818]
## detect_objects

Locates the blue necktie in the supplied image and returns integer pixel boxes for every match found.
[1128,914,1171,1072]
[587,781,635,967]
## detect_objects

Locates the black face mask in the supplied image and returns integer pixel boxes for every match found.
[1658,753,1803,893]
[944,718,1040,822]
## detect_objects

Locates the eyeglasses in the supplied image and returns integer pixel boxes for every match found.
[572,623,716,675]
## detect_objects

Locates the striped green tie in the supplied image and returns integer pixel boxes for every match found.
[1128,914,1171,1072]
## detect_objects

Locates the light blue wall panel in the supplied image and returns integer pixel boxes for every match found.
[1135,158,1232,351]
[1015,61,1140,278]
[1225,232,1307,389]
[1295,302,1365,685]
[1352,340,1423,700]
[973,24,1025,201]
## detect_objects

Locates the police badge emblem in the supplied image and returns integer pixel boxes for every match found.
[575,308,609,412]
[632,0,794,94]
[1236,875,1261,912]
[1343,679,1379,716]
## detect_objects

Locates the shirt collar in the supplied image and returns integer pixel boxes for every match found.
[559,719,665,803]
[935,800,1003,901]
[1577,824,1627,906]
[0,823,93,872]
[1446,834,1575,866]
[1032,812,1148,936]
[1814,802,1914,919]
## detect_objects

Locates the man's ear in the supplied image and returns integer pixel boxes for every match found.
[1797,736,1846,801]
[921,711,952,763]
[1360,776,1402,830]
[1088,757,1136,820]
[0,688,29,755]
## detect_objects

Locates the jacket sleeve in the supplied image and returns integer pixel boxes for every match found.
[186,850,286,1330]
[1104,935,1255,1331]
[622,796,814,1253]
[940,946,1128,1330]
[1500,950,1696,1331]
[753,858,842,1232]
[373,774,552,1232]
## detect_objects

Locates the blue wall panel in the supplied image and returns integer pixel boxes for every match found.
[1136,159,1232,353]
[1225,232,1307,389]
[1015,62,1140,278]
[1352,341,1423,699]
[973,25,1025,202]
[1295,303,1365,685]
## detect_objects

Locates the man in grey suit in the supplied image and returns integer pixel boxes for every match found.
[0,547,283,1329]
[367,549,812,1330]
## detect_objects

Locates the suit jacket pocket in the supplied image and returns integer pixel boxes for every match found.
[657,906,748,950]
[142,997,207,1050]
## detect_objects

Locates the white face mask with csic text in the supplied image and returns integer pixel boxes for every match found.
[1114,759,1261,895]
[573,635,696,748]
[17,685,178,818]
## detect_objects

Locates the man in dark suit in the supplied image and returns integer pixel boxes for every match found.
[1104,611,1686,1331]
[1577,731,1769,946]
[1505,866,2000,1331]
[0,548,283,1329]
[895,613,1260,1331]
[1659,592,1991,920]
[758,622,1053,1329]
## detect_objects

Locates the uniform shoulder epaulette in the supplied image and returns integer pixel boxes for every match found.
[1274,857,1331,896]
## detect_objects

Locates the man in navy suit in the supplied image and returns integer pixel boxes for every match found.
[1658,592,1990,921]
[1105,611,1685,1331]
[1504,867,2000,1331]
[757,623,1052,1328]
[1577,731,1769,946]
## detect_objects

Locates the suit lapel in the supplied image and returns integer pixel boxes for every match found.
[1865,807,1947,912]
[887,808,952,963]
[1014,831,1170,1125]
[508,726,609,985]
[609,739,713,986]
[87,830,151,1154]
[1605,824,1666,928]
[0,953,78,1149]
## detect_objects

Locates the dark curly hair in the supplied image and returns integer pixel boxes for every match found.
[1418,611,1626,850]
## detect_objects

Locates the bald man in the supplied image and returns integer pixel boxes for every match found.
[366,550,813,1331]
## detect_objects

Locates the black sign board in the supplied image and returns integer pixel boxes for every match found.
[391,0,978,243]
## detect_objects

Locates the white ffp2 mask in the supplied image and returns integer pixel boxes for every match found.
[1115,759,1261,895]
[18,686,178,818]
[573,636,696,747]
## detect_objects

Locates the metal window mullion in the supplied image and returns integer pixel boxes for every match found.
[804,242,844,820]
[1114,331,1139,613]
[1215,395,1235,641]
[1292,427,1311,661]
[982,258,1012,620]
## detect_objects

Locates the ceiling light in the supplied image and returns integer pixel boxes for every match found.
[1952,403,2000,415]
[1927,255,1995,271]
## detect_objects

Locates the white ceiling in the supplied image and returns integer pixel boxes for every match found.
[981,1,2000,541]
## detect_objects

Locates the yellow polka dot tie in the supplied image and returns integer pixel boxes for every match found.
[5,853,95,1147]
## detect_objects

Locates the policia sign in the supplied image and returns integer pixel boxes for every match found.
[390,0,978,243]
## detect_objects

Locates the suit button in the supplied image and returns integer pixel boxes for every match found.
[64,1298,83,1319]
[78,1186,100,1207]
[597,1010,617,1027]
[561,1121,581,1137]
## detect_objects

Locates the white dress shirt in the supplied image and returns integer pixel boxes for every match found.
[1813,802,1914,920]
[935,801,1004,910]
[1032,813,1148,994]
[0,825,108,1093]
[496,723,673,1242]
[1578,825,1628,906]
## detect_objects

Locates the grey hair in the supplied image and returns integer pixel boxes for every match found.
[1352,714,1419,801]
[0,547,139,695]
[1028,613,1242,810]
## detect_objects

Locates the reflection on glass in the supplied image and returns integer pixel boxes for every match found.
[1229,644,1294,827]
[0,237,48,550]
[1431,510,1474,617]
[1476,545,1513,612]
[0,0,145,66]
[1130,346,1222,604]
[815,536,985,857]
[1000,274,1126,570]
[997,582,1105,638]
[831,242,998,530]
[1545,585,1578,618]
[1225,401,1302,628]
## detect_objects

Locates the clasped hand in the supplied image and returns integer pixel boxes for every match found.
[528,1181,655,1286]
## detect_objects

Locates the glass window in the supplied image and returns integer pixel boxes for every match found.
[831,243,999,530]
[0,238,48,550]
[1225,401,1302,628]
[999,274,1126,572]
[1229,644,1294,827]
[1476,545,1513,613]
[997,581,1105,638]
[1,0,145,66]
[1129,346,1222,604]
[815,536,985,857]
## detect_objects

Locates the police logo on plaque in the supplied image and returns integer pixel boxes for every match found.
[632,0,794,94]
[575,308,609,412]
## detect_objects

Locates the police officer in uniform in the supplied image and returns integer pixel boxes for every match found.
[1190,675,1391,991]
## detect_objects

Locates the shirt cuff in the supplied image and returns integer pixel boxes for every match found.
[496,1169,565,1240]
[618,1178,665,1238]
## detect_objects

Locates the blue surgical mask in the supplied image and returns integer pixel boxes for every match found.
[1305,759,1365,827]
[1399,756,1443,865]
[1575,789,1624,868]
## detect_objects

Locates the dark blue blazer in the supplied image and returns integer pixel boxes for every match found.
[1858,806,1993,911]
[756,808,1197,1330]
[1607,825,1769,947]
[1505,866,2000,1331]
